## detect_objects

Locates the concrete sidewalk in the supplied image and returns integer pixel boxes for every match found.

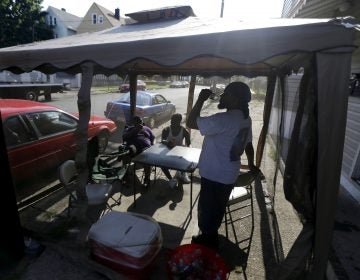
[13,164,278,280]
[2,98,299,280]
[3,97,358,279]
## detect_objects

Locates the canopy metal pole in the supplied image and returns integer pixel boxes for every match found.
[310,51,353,280]
[0,112,24,265]
[256,75,276,167]
[75,62,94,196]
[186,75,196,135]
[129,74,138,121]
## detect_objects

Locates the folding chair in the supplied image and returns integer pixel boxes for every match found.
[59,160,118,217]
[58,159,81,217]
[91,146,130,184]
[224,170,258,242]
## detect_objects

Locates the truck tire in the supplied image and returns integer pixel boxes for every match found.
[26,91,38,101]
[44,93,52,101]
[147,116,156,128]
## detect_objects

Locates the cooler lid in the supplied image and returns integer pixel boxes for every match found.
[88,211,161,258]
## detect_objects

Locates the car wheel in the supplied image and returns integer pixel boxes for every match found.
[97,131,109,153]
[147,116,156,128]
[26,91,38,101]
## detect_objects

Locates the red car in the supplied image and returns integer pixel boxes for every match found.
[1,99,117,186]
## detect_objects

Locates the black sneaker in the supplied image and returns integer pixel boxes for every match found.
[191,233,219,250]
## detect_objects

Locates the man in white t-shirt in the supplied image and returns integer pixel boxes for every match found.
[186,82,257,250]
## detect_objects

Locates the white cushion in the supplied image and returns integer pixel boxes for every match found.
[228,187,250,205]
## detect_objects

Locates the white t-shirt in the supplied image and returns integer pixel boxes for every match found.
[197,109,252,184]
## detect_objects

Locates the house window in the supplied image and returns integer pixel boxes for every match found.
[4,116,33,147]
[92,14,97,24]
[98,15,103,24]
[352,151,360,185]
[49,16,53,25]
[54,17,57,25]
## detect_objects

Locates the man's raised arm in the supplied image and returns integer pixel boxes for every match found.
[186,89,212,130]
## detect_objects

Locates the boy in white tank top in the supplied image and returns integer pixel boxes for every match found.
[161,114,191,187]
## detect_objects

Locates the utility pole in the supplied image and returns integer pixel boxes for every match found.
[220,0,224,18]
[32,21,39,42]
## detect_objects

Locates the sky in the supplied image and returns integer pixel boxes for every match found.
[41,0,284,19]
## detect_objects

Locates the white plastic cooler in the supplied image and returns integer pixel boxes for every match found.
[88,211,163,276]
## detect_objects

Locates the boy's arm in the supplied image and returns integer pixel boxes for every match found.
[183,128,191,147]
[161,127,169,141]
[123,126,138,141]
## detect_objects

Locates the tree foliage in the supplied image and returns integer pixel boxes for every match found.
[0,0,53,48]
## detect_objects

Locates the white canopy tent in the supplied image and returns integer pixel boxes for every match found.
[0,8,359,278]
[0,16,357,76]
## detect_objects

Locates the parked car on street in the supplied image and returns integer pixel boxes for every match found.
[169,81,189,88]
[119,80,146,93]
[181,81,189,87]
[169,81,182,88]
[209,83,226,100]
[1,99,117,186]
[104,91,176,128]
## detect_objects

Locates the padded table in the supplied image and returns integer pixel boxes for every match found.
[132,143,201,215]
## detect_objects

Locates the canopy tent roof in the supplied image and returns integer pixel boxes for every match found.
[0,16,357,76]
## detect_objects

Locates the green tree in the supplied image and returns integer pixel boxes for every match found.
[0,0,53,48]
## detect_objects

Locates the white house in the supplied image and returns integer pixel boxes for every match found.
[46,6,82,38]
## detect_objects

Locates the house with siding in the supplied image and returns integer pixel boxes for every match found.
[282,0,360,203]
[77,2,125,34]
[46,6,82,38]
[46,3,126,87]
[44,7,83,87]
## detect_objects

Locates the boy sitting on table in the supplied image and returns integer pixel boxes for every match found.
[161,113,191,188]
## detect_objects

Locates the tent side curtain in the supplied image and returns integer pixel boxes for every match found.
[260,59,316,278]
[263,47,354,278]
[311,50,353,280]
[274,63,317,279]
